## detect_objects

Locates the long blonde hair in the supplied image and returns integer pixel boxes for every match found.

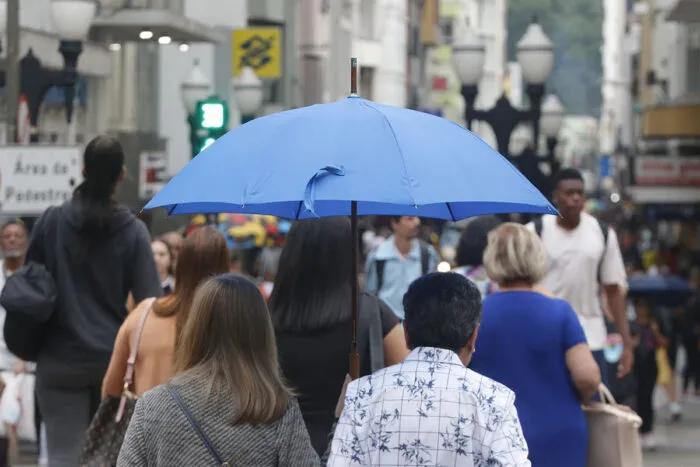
[174,274,291,425]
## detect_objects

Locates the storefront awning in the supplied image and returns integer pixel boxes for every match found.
[90,9,225,43]
[667,0,700,23]
[642,104,700,139]
[627,186,700,203]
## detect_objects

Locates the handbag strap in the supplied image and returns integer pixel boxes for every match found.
[166,384,228,466]
[115,298,156,422]
[597,383,616,405]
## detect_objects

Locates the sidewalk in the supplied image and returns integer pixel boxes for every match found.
[642,386,700,467]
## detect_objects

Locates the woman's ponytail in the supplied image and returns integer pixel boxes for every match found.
[74,136,125,250]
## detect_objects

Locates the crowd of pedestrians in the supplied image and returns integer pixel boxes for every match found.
[0,135,698,466]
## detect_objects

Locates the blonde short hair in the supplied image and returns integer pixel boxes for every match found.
[483,222,549,285]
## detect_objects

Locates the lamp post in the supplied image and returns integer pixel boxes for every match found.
[0,0,95,142]
[539,93,565,175]
[0,0,97,142]
[181,60,215,158]
[232,66,264,124]
[454,16,554,159]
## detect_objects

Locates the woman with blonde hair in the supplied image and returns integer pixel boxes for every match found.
[469,222,600,467]
[118,274,319,466]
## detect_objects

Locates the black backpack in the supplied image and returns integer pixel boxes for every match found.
[533,216,609,282]
[374,242,431,293]
[0,206,61,361]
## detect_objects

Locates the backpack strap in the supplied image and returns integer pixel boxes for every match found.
[367,295,385,374]
[374,259,386,294]
[597,220,610,284]
[357,293,385,375]
[375,241,429,294]
[420,242,430,276]
[533,217,544,238]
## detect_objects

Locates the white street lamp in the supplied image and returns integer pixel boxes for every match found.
[232,67,264,116]
[540,94,565,139]
[181,60,213,116]
[51,0,96,41]
[452,23,486,86]
[516,17,554,85]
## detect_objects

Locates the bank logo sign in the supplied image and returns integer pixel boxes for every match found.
[232,28,282,79]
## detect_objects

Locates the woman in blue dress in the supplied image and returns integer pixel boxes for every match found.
[469,223,601,467]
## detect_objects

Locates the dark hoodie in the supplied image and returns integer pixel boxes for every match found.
[26,199,162,369]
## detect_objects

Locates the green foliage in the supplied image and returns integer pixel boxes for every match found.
[507,0,603,117]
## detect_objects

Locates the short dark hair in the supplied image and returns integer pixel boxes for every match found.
[552,168,584,190]
[403,272,482,353]
[455,215,503,267]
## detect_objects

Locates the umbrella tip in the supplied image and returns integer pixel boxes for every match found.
[350,57,358,96]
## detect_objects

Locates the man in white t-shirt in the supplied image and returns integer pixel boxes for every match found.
[527,169,633,382]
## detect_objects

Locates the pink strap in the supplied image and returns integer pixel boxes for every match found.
[116,298,156,422]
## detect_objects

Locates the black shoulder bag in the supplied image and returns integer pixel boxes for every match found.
[0,206,61,361]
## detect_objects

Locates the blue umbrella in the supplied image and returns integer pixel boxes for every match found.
[145,58,556,377]
[627,275,693,307]
[145,88,554,219]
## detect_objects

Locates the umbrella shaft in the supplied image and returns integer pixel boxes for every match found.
[350,200,360,379]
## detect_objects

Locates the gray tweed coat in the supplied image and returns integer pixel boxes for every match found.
[117,373,320,466]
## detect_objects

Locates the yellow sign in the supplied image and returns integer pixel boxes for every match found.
[232,28,282,79]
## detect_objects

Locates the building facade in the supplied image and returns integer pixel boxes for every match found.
[627,0,700,207]
[422,0,507,148]
[299,0,410,107]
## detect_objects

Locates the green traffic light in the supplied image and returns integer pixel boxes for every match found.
[195,98,228,130]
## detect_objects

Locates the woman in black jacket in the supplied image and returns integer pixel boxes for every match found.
[28,136,162,467]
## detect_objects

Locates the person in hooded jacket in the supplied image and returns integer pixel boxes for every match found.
[26,135,162,467]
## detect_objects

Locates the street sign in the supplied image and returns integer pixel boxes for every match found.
[232,28,282,78]
[139,151,168,200]
[0,146,82,214]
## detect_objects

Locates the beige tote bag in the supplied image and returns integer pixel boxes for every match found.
[583,384,643,467]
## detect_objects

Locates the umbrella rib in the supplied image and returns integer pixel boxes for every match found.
[446,203,456,222]
[360,100,417,206]
[167,204,179,215]
[294,200,303,220]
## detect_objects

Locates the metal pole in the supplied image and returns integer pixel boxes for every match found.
[283,0,299,109]
[5,0,20,144]
[638,0,655,108]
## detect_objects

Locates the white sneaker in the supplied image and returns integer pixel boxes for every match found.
[669,401,682,421]
[640,433,658,451]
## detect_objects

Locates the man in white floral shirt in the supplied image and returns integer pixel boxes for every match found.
[328,272,530,466]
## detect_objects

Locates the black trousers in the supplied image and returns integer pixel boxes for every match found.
[682,335,700,392]
[635,355,658,434]
[0,436,7,467]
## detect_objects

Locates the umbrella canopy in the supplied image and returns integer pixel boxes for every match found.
[145,99,556,220]
[627,274,693,307]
